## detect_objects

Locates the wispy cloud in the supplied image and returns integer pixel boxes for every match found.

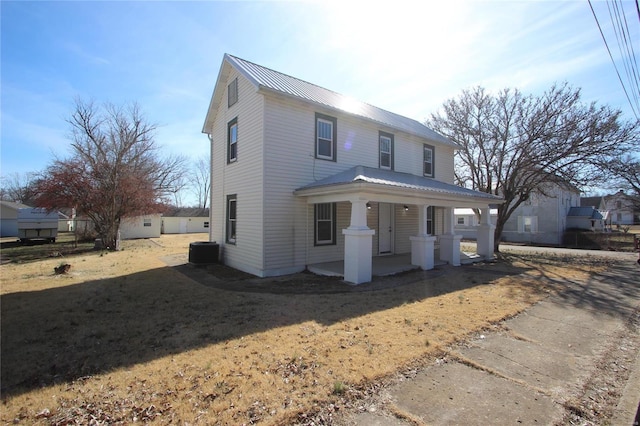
[61,41,110,66]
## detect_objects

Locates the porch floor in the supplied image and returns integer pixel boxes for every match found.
[308,251,485,278]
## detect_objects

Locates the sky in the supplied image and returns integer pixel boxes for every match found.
[1,0,639,204]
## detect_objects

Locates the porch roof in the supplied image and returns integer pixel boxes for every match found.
[294,166,503,208]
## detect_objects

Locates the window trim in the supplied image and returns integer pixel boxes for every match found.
[227,117,238,164]
[228,77,238,107]
[226,194,237,244]
[314,203,337,245]
[379,131,394,170]
[426,206,434,235]
[315,113,337,161]
[423,144,435,177]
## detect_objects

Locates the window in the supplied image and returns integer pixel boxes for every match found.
[143,218,152,227]
[457,216,465,225]
[227,118,238,163]
[379,132,394,170]
[228,78,238,107]
[426,206,434,235]
[518,216,537,233]
[315,113,337,161]
[204,221,210,228]
[226,195,237,243]
[423,144,434,177]
[315,203,336,245]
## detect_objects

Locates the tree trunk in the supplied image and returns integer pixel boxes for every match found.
[493,220,505,253]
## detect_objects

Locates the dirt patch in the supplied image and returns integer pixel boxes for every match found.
[0,233,616,425]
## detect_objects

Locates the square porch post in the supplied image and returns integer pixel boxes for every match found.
[439,207,461,266]
[477,206,495,259]
[342,199,375,284]
[410,204,436,270]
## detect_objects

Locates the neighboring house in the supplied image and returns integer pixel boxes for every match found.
[201,54,502,284]
[581,196,605,211]
[162,208,210,234]
[500,183,581,245]
[566,207,605,231]
[602,190,637,226]
[454,208,498,240]
[119,214,162,239]
[0,200,31,237]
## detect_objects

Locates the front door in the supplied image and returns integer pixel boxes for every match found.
[379,203,394,254]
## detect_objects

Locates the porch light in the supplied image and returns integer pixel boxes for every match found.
[366,202,371,210]
[404,205,409,211]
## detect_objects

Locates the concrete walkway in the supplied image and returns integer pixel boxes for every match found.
[341,250,640,425]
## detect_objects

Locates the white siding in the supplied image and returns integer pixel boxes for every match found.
[394,204,415,254]
[209,69,265,275]
[262,93,457,271]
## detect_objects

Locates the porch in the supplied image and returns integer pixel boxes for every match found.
[295,166,503,285]
[308,251,485,279]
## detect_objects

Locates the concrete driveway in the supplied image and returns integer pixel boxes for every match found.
[339,247,640,425]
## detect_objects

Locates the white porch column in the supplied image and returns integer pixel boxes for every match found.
[410,205,436,270]
[477,206,495,259]
[439,207,461,266]
[342,199,375,284]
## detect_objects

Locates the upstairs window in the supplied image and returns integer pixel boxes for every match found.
[228,78,238,107]
[423,144,434,177]
[315,203,336,245]
[227,118,238,163]
[379,132,394,170]
[315,113,337,161]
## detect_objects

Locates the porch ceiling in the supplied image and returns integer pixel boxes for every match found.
[294,166,503,208]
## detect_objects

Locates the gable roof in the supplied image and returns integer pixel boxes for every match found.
[203,54,457,148]
[580,196,603,208]
[295,165,502,202]
[0,200,31,210]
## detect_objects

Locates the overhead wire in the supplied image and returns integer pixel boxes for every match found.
[588,0,640,120]
[607,0,640,114]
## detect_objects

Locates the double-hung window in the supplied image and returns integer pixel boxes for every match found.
[226,195,237,243]
[379,132,393,170]
[426,206,434,235]
[227,118,238,163]
[315,113,337,161]
[423,144,434,177]
[315,203,336,245]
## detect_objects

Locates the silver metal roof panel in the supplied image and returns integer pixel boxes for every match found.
[225,54,457,147]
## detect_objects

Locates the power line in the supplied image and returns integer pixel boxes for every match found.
[588,0,640,120]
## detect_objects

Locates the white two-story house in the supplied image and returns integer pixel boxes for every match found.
[202,54,502,284]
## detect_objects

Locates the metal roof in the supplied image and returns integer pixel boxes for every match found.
[224,54,457,147]
[567,207,604,219]
[295,166,502,201]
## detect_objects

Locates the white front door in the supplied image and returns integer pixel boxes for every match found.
[379,203,394,254]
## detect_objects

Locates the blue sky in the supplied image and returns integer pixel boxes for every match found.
[1,1,638,203]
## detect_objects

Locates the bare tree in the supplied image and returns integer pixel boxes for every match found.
[190,155,211,209]
[0,172,39,204]
[34,99,188,249]
[428,83,640,251]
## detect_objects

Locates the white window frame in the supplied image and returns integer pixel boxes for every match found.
[315,203,336,245]
[315,113,336,161]
[379,132,393,170]
[226,195,237,244]
[228,118,238,163]
[423,144,434,177]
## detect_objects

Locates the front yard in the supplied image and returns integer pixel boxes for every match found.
[0,234,613,424]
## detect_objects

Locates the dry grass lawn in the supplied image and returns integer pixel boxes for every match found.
[0,234,611,425]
